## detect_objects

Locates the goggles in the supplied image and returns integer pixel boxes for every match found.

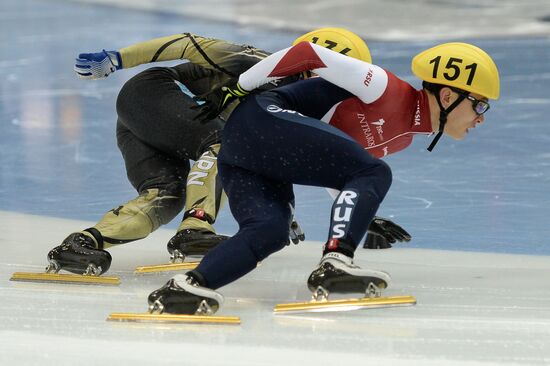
[452,89,490,115]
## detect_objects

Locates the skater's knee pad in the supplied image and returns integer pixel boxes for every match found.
[94,183,185,246]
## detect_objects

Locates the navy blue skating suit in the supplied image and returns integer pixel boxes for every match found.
[191,42,433,289]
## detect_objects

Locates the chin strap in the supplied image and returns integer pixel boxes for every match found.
[427,92,467,152]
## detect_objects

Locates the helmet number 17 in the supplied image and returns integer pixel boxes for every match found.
[310,36,352,56]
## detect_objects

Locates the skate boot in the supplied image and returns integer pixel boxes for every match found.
[47,232,112,276]
[167,229,228,263]
[307,252,391,300]
[148,274,224,315]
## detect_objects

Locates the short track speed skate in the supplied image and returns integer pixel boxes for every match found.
[274,252,415,313]
[11,232,120,285]
[134,229,228,274]
[107,274,240,325]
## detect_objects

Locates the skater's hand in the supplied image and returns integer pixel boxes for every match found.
[74,50,122,80]
[289,218,305,244]
[363,217,411,249]
[288,203,305,244]
[192,81,249,123]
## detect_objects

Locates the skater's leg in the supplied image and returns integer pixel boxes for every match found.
[47,124,189,275]
[220,94,393,294]
[222,93,393,251]
[90,120,189,248]
[48,66,205,273]
[75,64,227,249]
[187,164,293,289]
[148,165,293,313]
[46,182,183,274]
[119,66,229,257]
[167,143,229,261]
[177,143,225,234]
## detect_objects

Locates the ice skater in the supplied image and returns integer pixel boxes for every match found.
[147,41,500,314]
[46,30,400,277]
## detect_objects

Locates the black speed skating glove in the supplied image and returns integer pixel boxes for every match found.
[192,81,249,123]
[363,216,411,249]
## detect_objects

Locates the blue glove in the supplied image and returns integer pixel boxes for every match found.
[74,50,122,80]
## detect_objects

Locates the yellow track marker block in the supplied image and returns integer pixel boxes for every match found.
[107,312,240,325]
[274,295,416,313]
[133,262,200,274]
[10,272,120,285]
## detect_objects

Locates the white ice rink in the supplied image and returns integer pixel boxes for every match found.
[2,211,550,366]
[2,0,550,364]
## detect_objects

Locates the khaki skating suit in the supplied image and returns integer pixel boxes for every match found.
[78,33,273,248]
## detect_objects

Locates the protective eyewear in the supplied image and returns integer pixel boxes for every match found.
[453,89,490,115]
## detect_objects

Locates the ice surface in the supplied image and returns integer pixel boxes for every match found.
[2,211,550,365]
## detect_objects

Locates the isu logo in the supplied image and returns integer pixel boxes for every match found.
[363,68,374,87]
[331,190,358,238]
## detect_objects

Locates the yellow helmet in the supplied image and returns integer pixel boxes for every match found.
[411,42,500,99]
[293,27,372,63]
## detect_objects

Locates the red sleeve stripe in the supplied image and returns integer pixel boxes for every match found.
[267,42,326,77]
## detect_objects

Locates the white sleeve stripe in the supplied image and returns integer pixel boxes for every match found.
[309,43,388,104]
[238,42,389,105]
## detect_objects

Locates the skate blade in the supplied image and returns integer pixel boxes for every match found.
[133,262,200,274]
[107,312,240,325]
[273,295,416,314]
[10,272,120,286]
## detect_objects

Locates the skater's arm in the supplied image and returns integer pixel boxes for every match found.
[238,42,389,104]
[119,33,270,72]
[75,33,270,80]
